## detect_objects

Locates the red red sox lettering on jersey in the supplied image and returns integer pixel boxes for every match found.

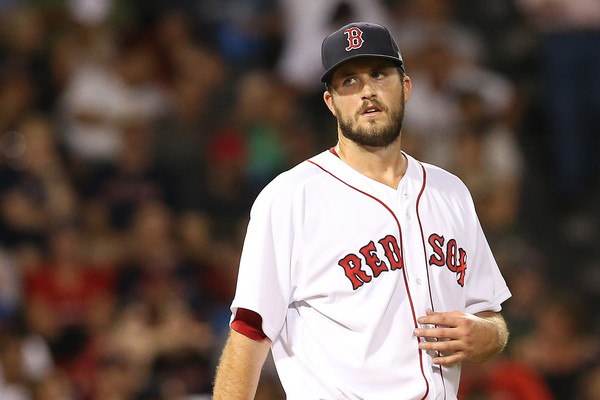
[338,233,468,290]
[428,233,467,287]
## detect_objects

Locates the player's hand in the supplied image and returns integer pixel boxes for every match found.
[413,309,504,365]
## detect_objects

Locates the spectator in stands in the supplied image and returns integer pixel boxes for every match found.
[449,89,523,235]
[0,114,76,259]
[58,36,169,169]
[24,222,115,368]
[513,291,600,399]
[0,326,54,400]
[88,121,168,230]
[277,0,392,92]
[152,42,228,211]
[515,0,600,207]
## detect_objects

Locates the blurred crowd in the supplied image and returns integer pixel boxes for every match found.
[0,0,599,399]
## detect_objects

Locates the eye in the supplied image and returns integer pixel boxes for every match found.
[343,76,357,86]
[372,70,386,79]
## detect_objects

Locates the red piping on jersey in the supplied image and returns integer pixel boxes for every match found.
[415,162,448,399]
[307,158,430,400]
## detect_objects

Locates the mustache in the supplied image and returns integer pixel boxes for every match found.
[357,99,387,115]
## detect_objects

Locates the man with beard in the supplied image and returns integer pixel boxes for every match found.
[213,22,511,400]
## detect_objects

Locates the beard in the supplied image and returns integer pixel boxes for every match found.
[335,95,405,148]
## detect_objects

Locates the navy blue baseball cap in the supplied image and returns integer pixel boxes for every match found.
[320,22,405,83]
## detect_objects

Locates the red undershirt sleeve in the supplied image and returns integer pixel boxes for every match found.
[231,308,267,341]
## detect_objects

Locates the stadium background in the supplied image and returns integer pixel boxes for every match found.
[0,0,599,399]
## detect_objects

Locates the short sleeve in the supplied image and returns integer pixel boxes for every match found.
[463,193,512,314]
[230,178,297,341]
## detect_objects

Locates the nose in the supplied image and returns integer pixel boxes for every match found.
[361,79,377,99]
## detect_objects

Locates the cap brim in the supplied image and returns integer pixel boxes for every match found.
[320,54,404,83]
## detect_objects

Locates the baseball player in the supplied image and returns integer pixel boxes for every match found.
[213,22,511,400]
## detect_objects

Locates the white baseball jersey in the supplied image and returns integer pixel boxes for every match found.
[231,149,511,400]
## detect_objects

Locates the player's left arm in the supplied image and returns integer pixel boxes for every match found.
[414,308,509,365]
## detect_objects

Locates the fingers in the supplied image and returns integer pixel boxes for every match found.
[433,352,465,365]
[415,309,466,366]
[417,337,463,352]
[413,326,455,339]
[414,310,498,365]
[415,333,466,365]
[415,336,466,365]
[417,309,462,327]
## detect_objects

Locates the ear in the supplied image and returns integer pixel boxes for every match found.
[323,90,337,117]
[402,75,412,103]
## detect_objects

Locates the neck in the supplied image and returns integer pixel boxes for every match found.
[335,137,407,189]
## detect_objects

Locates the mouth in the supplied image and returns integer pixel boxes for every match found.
[360,104,383,117]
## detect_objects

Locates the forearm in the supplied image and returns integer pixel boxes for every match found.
[474,311,509,361]
[213,329,272,400]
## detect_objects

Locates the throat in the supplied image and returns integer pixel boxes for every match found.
[336,143,407,189]
[366,168,404,189]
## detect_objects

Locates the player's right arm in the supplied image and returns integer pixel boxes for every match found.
[213,328,272,400]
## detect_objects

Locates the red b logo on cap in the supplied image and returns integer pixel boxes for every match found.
[344,27,363,51]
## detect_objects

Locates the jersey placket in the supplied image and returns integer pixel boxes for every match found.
[394,174,432,317]
[394,173,441,400]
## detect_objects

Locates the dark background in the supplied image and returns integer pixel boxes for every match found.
[0,1,599,399]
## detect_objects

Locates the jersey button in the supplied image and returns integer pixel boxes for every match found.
[416,278,423,285]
